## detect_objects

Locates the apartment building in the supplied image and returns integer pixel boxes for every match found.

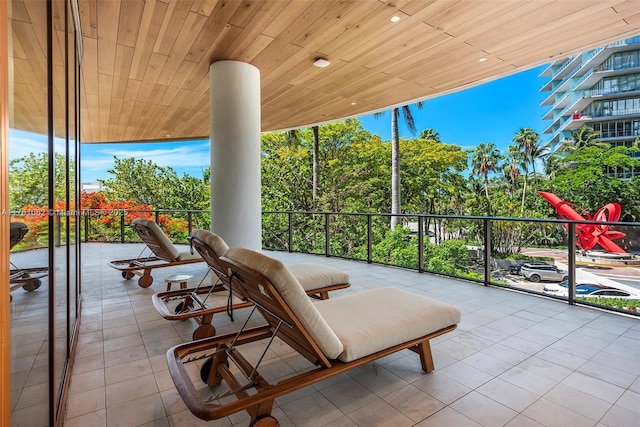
[541,35,640,179]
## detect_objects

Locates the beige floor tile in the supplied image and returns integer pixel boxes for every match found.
[66,386,106,419]
[504,414,544,427]
[69,368,106,394]
[599,405,640,427]
[104,344,148,368]
[615,390,640,415]
[438,361,494,389]
[105,394,167,427]
[319,377,382,414]
[383,384,445,422]
[544,383,612,421]
[523,398,598,427]
[476,378,539,412]
[8,402,49,427]
[414,407,482,427]
[451,391,519,427]
[345,399,414,427]
[105,373,159,407]
[413,372,472,405]
[499,367,557,396]
[351,364,407,398]
[561,371,625,404]
[65,409,107,427]
[105,357,153,385]
[279,392,343,427]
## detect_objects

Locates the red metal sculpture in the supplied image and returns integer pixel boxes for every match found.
[539,191,626,254]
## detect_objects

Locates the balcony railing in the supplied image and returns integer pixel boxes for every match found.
[10,208,640,316]
[589,106,640,119]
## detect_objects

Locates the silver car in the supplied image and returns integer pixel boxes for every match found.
[520,263,568,282]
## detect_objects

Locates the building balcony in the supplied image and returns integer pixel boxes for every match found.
[590,107,640,120]
[15,241,628,426]
[9,210,640,426]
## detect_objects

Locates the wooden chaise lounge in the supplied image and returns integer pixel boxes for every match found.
[9,222,47,301]
[109,218,203,287]
[167,247,461,426]
[152,229,351,340]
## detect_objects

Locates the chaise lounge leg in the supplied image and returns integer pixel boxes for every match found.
[249,400,278,426]
[206,349,228,387]
[417,340,435,373]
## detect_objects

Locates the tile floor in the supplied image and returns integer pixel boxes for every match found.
[61,243,640,427]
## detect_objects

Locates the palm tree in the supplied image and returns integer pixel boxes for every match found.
[502,145,523,198]
[558,125,609,153]
[420,128,440,141]
[471,142,502,215]
[375,102,423,228]
[513,128,546,216]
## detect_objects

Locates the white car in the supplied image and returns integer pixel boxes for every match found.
[542,280,590,297]
[520,263,568,282]
[544,281,640,299]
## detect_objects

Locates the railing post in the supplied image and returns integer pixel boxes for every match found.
[568,222,576,305]
[188,211,193,234]
[55,214,61,247]
[120,211,125,243]
[325,213,330,257]
[155,210,159,223]
[84,212,88,243]
[483,218,491,286]
[418,216,424,273]
[367,214,373,264]
[288,212,293,253]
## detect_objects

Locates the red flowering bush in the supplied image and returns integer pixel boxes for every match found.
[11,191,192,250]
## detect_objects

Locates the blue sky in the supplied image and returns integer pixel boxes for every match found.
[11,64,548,183]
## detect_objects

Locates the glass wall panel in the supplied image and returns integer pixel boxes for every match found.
[8,0,50,425]
[8,0,81,424]
[52,0,68,411]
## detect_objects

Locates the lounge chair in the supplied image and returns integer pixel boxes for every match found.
[9,222,47,301]
[152,229,351,340]
[167,247,461,426]
[109,218,203,287]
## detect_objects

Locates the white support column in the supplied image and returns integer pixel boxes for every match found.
[210,61,261,250]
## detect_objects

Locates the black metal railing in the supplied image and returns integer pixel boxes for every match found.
[13,207,637,316]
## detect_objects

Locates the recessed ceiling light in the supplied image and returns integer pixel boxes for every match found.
[351,102,357,105]
[313,57,331,68]
[390,16,400,22]
[479,57,487,62]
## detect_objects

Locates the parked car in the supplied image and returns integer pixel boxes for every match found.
[520,263,568,282]
[575,284,639,299]
[509,261,549,275]
[543,280,595,296]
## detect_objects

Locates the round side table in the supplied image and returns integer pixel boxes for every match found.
[164,274,192,291]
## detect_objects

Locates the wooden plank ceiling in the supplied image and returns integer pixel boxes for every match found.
[10,0,640,143]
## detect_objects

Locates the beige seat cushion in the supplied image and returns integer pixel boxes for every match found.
[288,264,350,291]
[224,247,344,359]
[192,230,348,292]
[132,218,181,260]
[190,229,229,258]
[315,288,462,362]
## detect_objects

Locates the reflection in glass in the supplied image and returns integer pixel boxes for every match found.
[9,0,51,423]
[9,0,82,424]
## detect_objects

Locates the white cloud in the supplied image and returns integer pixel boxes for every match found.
[96,142,210,169]
[81,141,211,182]
[8,132,48,160]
